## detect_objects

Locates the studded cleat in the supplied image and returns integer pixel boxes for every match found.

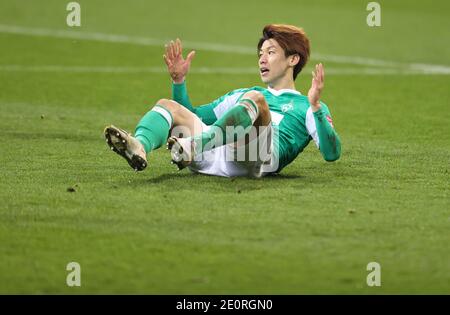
[166,136,195,170]
[104,125,148,171]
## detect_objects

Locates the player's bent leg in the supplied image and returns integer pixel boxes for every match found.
[244,90,270,126]
[155,99,205,170]
[233,91,273,177]
[155,99,204,138]
[168,91,272,173]
[239,90,271,141]
[188,91,267,154]
[207,90,270,146]
[105,99,202,172]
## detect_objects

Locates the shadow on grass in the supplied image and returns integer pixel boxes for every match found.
[121,171,315,195]
[146,171,305,184]
[120,172,312,195]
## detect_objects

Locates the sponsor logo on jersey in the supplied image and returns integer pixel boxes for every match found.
[326,115,334,128]
[281,102,294,112]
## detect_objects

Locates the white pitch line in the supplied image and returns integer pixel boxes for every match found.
[0,64,448,75]
[0,24,253,54]
[0,65,254,74]
[0,24,449,74]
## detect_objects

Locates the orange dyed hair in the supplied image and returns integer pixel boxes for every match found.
[257,24,311,80]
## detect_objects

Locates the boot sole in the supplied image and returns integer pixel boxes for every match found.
[104,126,147,171]
[167,137,191,171]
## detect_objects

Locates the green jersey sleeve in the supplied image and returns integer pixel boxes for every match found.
[172,80,194,111]
[310,103,341,161]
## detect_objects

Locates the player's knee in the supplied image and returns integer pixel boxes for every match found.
[242,91,269,114]
[242,91,265,104]
[245,91,265,105]
[155,99,180,115]
[155,98,173,108]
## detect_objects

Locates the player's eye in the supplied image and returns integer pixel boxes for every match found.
[269,51,275,55]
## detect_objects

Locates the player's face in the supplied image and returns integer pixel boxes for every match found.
[258,39,292,85]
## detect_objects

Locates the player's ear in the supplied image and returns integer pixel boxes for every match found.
[289,54,300,67]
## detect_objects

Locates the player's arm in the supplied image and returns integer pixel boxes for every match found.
[308,63,341,162]
[164,39,218,124]
[312,103,341,161]
[164,39,247,125]
[164,39,196,110]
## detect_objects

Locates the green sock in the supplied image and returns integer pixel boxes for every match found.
[194,98,259,152]
[135,105,173,153]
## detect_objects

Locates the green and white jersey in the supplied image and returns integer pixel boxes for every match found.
[173,84,335,172]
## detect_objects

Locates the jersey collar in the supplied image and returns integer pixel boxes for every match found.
[267,87,302,96]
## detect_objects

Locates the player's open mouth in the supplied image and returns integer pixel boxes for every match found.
[260,68,269,75]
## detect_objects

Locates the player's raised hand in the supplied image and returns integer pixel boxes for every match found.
[307,63,325,112]
[163,38,195,84]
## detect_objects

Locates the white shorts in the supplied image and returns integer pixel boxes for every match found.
[188,122,278,178]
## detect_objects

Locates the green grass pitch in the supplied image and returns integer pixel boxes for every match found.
[0,0,449,293]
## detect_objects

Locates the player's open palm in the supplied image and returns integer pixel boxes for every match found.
[308,63,324,110]
[163,38,195,84]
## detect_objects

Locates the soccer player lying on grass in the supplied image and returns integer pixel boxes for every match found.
[104,24,341,177]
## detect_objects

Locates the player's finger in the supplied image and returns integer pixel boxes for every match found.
[176,38,181,57]
[163,54,171,67]
[166,43,172,60]
[164,44,169,59]
[164,56,172,68]
[186,50,196,63]
[173,40,178,59]
[173,40,178,58]
[317,64,322,83]
[316,64,322,83]
[173,39,177,57]
[178,38,183,56]
[321,63,325,82]
[169,40,175,60]
[321,68,325,89]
